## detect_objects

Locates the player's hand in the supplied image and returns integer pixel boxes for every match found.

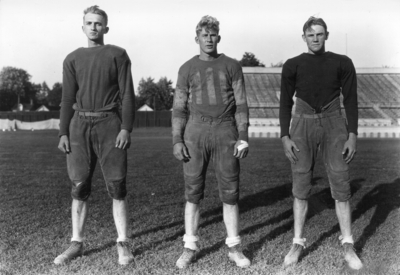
[173,142,190,162]
[115,129,131,150]
[342,133,357,163]
[234,140,249,159]
[58,135,71,154]
[282,135,299,164]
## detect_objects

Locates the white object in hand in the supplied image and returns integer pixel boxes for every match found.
[237,140,249,151]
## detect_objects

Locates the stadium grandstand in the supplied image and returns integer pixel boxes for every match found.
[244,67,400,138]
[1,67,399,138]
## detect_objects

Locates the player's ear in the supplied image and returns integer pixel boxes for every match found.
[217,35,221,43]
[195,36,199,44]
[325,31,329,40]
[105,26,109,34]
[302,34,306,42]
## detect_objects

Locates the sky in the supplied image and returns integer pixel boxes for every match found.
[1,0,399,91]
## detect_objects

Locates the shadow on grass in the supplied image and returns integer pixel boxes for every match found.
[299,178,364,261]
[243,177,345,261]
[129,182,296,258]
[111,181,296,258]
[353,178,400,252]
[83,241,116,257]
[128,181,295,242]
[195,181,302,262]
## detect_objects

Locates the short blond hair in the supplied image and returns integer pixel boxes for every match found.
[83,5,108,26]
[196,15,219,35]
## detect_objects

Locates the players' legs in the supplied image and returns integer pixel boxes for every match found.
[67,115,96,241]
[284,117,315,267]
[177,121,208,268]
[322,115,353,239]
[214,124,240,237]
[293,198,308,240]
[184,201,200,247]
[113,199,130,241]
[335,200,351,238]
[214,124,250,268]
[95,115,129,238]
[71,199,88,242]
[94,114,133,265]
[55,114,93,265]
[223,203,239,238]
[323,116,362,270]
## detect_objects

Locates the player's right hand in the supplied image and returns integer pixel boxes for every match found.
[173,142,190,162]
[58,135,71,154]
[281,136,299,164]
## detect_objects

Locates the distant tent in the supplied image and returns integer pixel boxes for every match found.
[36,105,50,112]
[138,104,153,111]
[12,103,33,112]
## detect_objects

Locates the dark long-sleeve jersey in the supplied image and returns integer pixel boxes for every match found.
[59,45,135,137]
[279,51,358,137]
[172,54,249,145]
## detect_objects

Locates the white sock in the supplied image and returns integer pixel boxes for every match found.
[339,235,354,245]
[183,234,199,250]
[293,237,306,248]
[71,237,84,243]
[226,236,241,248]
[116,236,130,243]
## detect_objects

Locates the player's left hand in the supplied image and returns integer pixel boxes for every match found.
[115,129,131,150]
[234,140,249,159]
[342,133,357,163]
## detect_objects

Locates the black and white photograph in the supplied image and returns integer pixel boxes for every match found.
[0,0,399,274]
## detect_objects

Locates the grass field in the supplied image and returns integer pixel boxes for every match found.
[0,128,399,275]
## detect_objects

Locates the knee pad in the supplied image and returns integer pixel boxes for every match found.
[106,178,127,200]
[71,179,91,201]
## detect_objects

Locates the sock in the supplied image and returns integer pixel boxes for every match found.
[183,234,199,251]
[339,235,354,245]
[116,236,130,243]
[226,236,241,248]
[293,237,306,248]
[71,237,84,243]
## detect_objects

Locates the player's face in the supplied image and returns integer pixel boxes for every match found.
[302,25,329,55]
[82,13,108,42]
[195,28,220,56]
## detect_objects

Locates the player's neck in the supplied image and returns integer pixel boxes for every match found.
[307,47,326,55]
[199,51,220,61]
[87,39,105,48]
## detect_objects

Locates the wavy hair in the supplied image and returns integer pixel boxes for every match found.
[303,16,327,34]
[196,15,220,35]
[83,5,108,26]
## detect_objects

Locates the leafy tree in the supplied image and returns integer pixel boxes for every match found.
[239,52,265,67]
[0,88,17,111]
[137,77,174,111]
[156,77,174,110]
[35,81,50,105]
[0,67,31,108]
[47,82,62,107]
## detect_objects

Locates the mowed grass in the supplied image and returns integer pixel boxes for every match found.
[0,128,399,275]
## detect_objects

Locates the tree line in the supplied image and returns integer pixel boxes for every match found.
[0,53,280,112]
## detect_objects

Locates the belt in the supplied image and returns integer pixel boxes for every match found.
[199,115,234,123]
[293,110,342,119]
[77,111,115,117]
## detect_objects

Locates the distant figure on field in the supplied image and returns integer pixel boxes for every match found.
[172,15,251,269]
[279,16,363,270]
[55,5,135,266]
